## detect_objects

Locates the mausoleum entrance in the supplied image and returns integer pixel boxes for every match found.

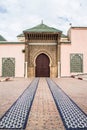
[35,53,50,77]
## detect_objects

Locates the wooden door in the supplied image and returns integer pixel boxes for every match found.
[36,53,50,77]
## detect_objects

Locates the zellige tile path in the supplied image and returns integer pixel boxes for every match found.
[26,78,65,130]
[0,78,87,130]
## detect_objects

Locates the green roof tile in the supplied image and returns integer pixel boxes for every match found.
[61,34,68,38]
[17,33,24,37]
[0,41,25,44]
[0,35,6,41]
[23,23,62,33]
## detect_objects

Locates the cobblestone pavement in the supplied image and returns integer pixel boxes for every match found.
[26,78,65,130]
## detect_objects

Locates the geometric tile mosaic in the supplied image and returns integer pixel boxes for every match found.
[0,78,39,129]
[2,58,15,77]
[70,54,83,73]
[47,78,87,130]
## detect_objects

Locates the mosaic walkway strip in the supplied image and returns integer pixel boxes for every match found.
[0,78,39,129]
[46,78,87,130]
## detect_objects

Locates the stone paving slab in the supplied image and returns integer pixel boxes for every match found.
[26,78,65,130]
[0,78,33,118]
[0,77,87,130]
[0,78,39,129]
[53,78,87,114]
[47,78,87,130]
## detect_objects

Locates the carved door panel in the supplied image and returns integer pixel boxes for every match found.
[36,54,50,77]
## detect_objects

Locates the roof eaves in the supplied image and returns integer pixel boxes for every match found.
[71,26,87,30]
[17,33,24,37]
[61,41,71,44]
[0,41,25,44]
[0,35,6,41]
[61,34,68,38]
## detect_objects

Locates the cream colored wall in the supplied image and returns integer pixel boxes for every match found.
[0,44,25,77]
[17,37,25,42]
[61,28,87,77]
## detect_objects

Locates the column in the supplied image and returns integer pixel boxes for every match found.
[57,34,61,78]
[25,62,28,78]
[25,43,28,78]
[58,61,61,78]
[57,36,61,78]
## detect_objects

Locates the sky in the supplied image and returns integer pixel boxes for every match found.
[0,0,87,41]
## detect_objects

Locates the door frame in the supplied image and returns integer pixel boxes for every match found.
[35,53,50,77]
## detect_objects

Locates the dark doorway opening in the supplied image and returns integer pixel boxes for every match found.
[35,53,50,77]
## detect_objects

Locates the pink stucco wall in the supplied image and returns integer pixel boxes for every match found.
[0,43,25,77]
[61,27,87,77]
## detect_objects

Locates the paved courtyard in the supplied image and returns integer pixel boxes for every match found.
[0,77,87,129]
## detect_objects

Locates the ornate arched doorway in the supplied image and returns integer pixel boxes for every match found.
[35,53,50,77]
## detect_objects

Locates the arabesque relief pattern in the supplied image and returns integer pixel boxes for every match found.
[26,44,58,77]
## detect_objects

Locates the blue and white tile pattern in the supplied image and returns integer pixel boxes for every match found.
[47,78,87,130]
[0,78,39,129]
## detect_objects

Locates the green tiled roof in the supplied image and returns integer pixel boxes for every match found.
[61,34,67,38]
[0,41,25,44]
[17,33,24,37]
[23,23,62,33]
[0,35,6,41]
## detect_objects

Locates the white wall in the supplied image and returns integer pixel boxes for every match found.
[0,43,25,77]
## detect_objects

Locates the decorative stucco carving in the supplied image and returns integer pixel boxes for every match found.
[25,43,59,77]
[28,45,57,67]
